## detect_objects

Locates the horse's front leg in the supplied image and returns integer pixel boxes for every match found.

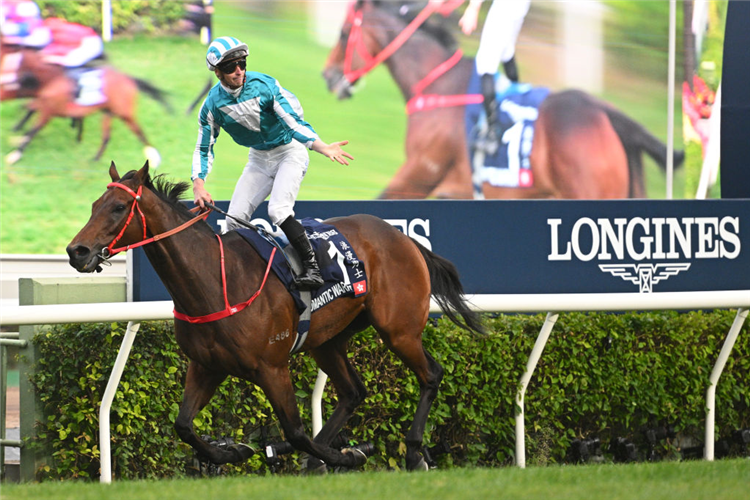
[257,364,367,469]
[12,108,34,131]
[174,361,253,465]
[304,341,369,472]
[4,111,49,165]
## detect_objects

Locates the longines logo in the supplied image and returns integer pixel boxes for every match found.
[599,263,691,293]
[548,216,741,293]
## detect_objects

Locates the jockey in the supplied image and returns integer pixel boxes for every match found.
[456,0,531,152]
[40,17,104,68]
[0,0,51,48]
[192,36,354,290]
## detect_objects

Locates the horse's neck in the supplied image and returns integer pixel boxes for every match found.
[139,200,222,311]
[385,37,470,100]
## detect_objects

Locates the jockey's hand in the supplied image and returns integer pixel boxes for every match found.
[192,178,213,211]
[458,0,481,35]
[312,139,354,166]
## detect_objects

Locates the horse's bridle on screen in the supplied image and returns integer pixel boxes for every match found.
[342,0,482,114]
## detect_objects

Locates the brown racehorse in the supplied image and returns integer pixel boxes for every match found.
[322,0,682,200]
[67,162,485,472]
[2,48,172,166]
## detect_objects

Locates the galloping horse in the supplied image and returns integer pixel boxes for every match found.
[67,162,484,472]
[2,47,171,166]
[322,0,682,200]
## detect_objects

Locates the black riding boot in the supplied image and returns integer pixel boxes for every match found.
[502,55,519,83]
[279,216,324,290]
[480,73,501,155]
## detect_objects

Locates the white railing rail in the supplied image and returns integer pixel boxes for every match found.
[2,290,748,480]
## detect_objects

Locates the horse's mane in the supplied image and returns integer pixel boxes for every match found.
[371,1,458,52]
[121,170,193,216]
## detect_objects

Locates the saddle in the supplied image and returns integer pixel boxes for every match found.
[235,218,368,353]
[66,66,106,106]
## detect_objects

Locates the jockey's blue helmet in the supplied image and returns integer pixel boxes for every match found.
[206,36,248,71]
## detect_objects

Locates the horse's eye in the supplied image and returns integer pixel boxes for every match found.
[114,204,127,213]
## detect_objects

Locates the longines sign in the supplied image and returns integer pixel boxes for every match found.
[132,200,749,301]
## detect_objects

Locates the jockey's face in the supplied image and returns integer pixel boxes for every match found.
[215,57,246,89]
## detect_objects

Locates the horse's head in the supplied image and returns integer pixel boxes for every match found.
[67,161,152,273]
[322,1,458,100]
[322,0,378,100]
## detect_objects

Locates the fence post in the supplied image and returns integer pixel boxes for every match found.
[1,340,5,478]
[15,277,127,481]
[17,323,43,482]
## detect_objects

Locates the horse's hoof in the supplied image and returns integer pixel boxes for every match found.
[228,443,255,462]
[407,456,429,472]
[305,456,328,475]
[342,447,368,467]
[5,150,22,165]
[144,146,161,169]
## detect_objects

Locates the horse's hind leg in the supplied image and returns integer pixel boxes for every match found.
[381,331,444,471]
[174,361,253,465]
[254,364,367,469]
[305,338,368,471]
[119,115,161,167]
[93,112,112,161]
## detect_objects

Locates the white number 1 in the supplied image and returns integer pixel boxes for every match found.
[327,242,351,286]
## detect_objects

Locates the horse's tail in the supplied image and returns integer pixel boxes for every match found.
[602,105,685,197]
[412,239,486,335]
[134,77,174,114]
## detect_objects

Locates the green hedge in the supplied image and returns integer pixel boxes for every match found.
[36,0,186,35]
[28,311,749,480]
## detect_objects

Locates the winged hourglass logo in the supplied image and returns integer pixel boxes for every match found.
[598,263,692,293]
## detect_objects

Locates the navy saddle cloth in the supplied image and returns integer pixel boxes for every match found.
[464,67,550,172]
[235,218,368,314]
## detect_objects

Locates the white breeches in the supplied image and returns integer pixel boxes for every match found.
[475,0,531,75]
[226,140,309,230]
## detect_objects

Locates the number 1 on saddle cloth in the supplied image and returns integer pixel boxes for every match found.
[464,70,549,193]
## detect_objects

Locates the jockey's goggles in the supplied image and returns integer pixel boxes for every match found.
[218,58,246,74]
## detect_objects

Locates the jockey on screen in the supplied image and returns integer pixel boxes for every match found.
[40,17,104,68]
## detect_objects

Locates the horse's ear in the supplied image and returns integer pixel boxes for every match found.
[109,161,120,182]
[135,160,150,184]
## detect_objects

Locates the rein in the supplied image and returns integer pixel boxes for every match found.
[105,181,275,324]
[173,236,276,324]
[344,0,481,115]
[103,182,209,258]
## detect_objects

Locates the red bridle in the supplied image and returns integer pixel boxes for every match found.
[105,181,275,324]
[104,181,209,257]
[341,0,482,114]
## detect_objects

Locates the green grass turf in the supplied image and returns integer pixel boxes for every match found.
[4,459,749,500]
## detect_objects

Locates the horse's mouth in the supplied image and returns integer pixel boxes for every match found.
[67,244,106,273]
[323,68,354,100]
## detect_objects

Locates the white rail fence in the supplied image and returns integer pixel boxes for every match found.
[2,291,748,481]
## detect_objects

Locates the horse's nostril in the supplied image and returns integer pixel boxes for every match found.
[67,244,90,261]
